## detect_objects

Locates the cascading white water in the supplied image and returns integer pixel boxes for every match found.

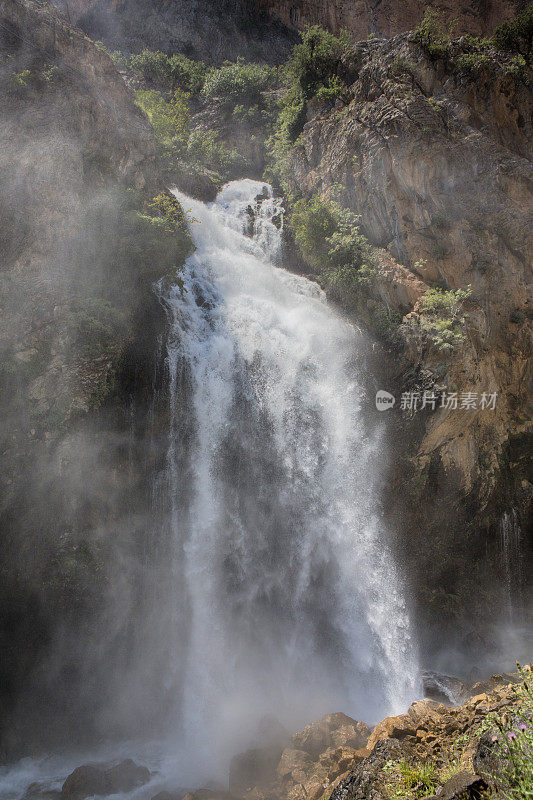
[500,508,524,622]
[162,179,419,777]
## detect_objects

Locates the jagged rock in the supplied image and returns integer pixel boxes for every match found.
[291,713,370,759]
[277,748,313,781]
[329,738,410,800]
[366,714,416,752]
[431,771,487,800]
[61,759,150,799]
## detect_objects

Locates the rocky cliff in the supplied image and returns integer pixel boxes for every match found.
[277,27,532,647]
[60,0,297,63]
[239,0,525,41]
[0,0,191,754]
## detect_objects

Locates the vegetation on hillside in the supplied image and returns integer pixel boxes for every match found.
[266,26,354,186]
[412,5,532,81]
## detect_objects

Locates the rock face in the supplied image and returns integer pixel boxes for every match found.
[283,29,532,643]
[0,0,186,757]
[62,0,296,64]
[239,0,524,40]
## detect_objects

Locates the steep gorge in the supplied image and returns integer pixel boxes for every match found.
[0,0,531,788]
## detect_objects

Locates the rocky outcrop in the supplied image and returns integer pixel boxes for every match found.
[222,671,527,800]
[282,29,532,644]
[239,0,524,41]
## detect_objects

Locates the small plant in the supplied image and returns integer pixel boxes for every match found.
[491,664,533,800]
[492,5,533,61]
[409,285,472,352]
[383,759,439,798]
[9,68,31,88]
[413,8,453,60]
[389,56,416,79]
[315,74,348,102]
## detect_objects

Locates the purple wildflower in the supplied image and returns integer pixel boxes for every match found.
[508,732,517,741]
[520,724,527,731]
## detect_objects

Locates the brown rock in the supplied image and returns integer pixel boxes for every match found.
[291,713,370,759]
[435,771,487,800]
[366,714,416,752]
[277,748,313,782]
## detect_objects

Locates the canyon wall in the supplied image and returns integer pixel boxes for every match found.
[240,0,526,40]
[279,31,532,651]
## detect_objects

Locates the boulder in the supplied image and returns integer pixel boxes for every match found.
[422,672,469,706]
[366,714,416,752]
[473,730,506,788]
[329,739,410,800]
[277,748,313,781]
[23,784,61,800]
[291,713,370,759]
[61,759,150,799]
[428,771,487,800]
[407,699,446,729]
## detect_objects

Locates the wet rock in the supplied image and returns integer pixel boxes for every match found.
[61,759,150,799]
[23,784,61,800]
[422,672,469,706]
[473,730,506,788]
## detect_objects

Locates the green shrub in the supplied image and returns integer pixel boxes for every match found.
[456,50,494,73]
[413,8,452,59]
[389,56,417,79]
[201,59,276,107]
[290,195,370,270]
[128,49,209,94]
[135,88,190,159]
[408,285,472,352]
[285,25,353,98]
[492,5,533,60]
[186,129,249,176]
[315,74,348,102]
[265,89,306,183]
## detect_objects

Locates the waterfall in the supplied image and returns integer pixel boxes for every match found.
[500,508,524,622]
[159,179,419,779]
